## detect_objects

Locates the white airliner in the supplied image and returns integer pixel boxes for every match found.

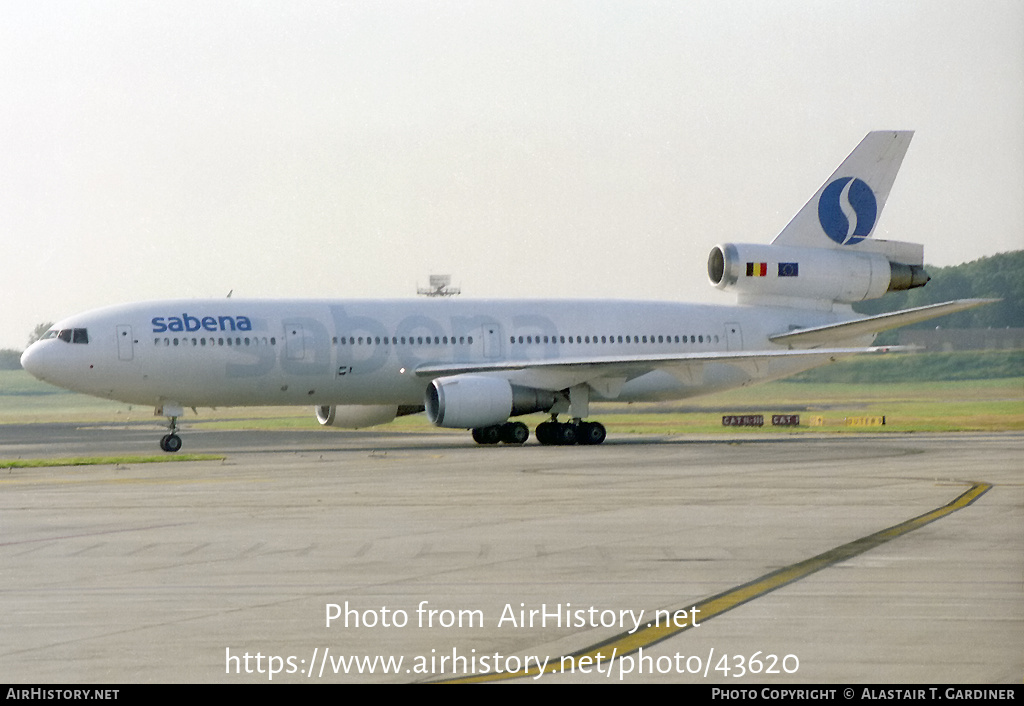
[21,131,990,452]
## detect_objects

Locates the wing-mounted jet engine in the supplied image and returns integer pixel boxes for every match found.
[425,375,562,445]
[315,404,424,429]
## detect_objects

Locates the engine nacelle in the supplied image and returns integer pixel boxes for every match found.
[425,375,556,429]
[315,404,399,429]
[707,243,928,304]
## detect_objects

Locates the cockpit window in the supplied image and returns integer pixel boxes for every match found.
[54,328,89,344]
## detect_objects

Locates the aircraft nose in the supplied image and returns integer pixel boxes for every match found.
[20,343,50,381]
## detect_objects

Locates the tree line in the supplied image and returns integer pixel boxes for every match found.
[855,249,1024,330]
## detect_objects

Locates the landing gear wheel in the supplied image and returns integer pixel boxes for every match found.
[557,423,577,446]
[499,422,529,445]
[160,434,182,453]
[535,421,557,445]
[471,425,502,445]
[536,421,580,445]
[577,421,606,445]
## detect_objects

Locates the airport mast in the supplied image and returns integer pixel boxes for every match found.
[417,274,461,297]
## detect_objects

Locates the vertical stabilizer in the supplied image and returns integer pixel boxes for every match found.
[772,131,913,250]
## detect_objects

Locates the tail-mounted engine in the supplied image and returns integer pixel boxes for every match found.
[707,242,929,305]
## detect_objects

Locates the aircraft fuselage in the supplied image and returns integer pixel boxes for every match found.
[21,297,854,410]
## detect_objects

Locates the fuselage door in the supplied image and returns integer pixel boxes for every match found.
[285,323,305,361]
[116,325,134,361]
[481,325,501,359]
[724,322,743,352]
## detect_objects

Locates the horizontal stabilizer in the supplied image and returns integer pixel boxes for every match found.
[768,299,998,348]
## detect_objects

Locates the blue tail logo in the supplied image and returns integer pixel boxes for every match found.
[818,177,878,245]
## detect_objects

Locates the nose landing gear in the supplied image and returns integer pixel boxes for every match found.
[160,431,182,453]
[156,403,185,453]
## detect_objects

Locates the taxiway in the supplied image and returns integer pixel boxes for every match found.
[1,426,1021,683]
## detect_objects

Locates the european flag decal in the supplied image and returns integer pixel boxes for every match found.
[778,262,799,277]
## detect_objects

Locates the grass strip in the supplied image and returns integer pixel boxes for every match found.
[0,455,224,469]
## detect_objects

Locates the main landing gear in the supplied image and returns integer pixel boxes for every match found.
[535,384,606,445]
[470,384,607,446]
[470,417,607,446]
[535,417,606,446]
[471,421,530,445]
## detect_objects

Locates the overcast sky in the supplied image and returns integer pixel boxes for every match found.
[2,1,1022,350]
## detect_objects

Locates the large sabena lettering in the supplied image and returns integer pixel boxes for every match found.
[151,314,253,333]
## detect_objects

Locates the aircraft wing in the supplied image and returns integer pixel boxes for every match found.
[768,299,998,348]
[414,296,996,394]
[414,346,885,394]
